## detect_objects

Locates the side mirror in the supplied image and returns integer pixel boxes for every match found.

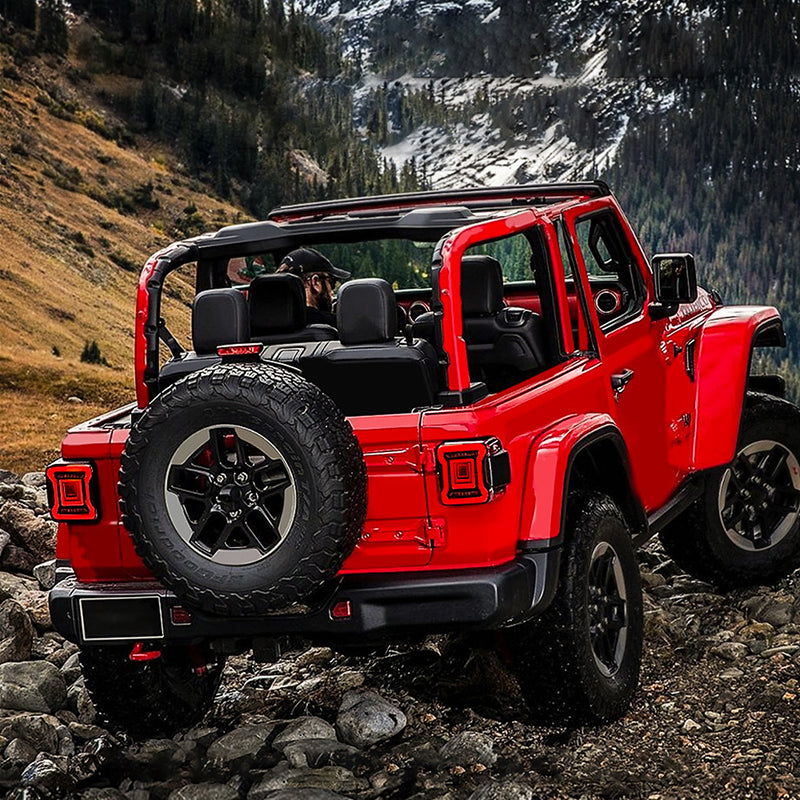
[650,253,698,319]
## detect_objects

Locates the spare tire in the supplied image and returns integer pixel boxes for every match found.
[119,363,367,616]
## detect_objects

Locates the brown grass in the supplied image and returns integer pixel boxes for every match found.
[0,41,251,472]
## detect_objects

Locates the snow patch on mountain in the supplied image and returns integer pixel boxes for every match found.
[302,0,692,188]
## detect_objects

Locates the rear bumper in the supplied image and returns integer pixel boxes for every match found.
[49,549,561,646]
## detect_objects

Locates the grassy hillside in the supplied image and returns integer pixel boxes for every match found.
[0,37,247,472]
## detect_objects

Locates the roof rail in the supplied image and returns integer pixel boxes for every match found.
[268,182,611,223]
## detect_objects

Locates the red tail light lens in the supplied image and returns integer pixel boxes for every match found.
[436,438,511,505]
[46,461,99,522]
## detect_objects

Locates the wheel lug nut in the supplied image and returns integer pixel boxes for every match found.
[215,474,226,486]
[235,472,248,484]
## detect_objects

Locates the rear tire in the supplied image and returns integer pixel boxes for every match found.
[119,364,367,616]
[79,644,225,738]
[661,392,800,587]
[508,492,643,724]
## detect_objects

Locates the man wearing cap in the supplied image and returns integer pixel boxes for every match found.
[276,248,351,326]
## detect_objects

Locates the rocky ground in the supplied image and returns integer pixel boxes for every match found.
[1,469,799,800]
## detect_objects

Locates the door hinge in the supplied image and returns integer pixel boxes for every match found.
[419,447,437,473]
[425,518,446,548]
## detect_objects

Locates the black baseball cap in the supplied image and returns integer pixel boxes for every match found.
[279,248,350,281]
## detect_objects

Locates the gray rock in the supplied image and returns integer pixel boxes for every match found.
[282,739,362,769]
[168,783,239,800]
[0,713,60,753]
[754,599,794,628]
[77,788,128,800]
[440,731,497,767]
[0,501,56,562]
[335,691,406,748]
[66,676,96,723]
[206,723,277,771]
[247,765,365,798]
[0,571,39,600]
[127,738,187,781]
[273,717,337,750]
[0,470,19,484]
[710,642,749,662]
[250,791,352,800]
[31,635,62,661]
[60,652,82,685]
[0,599,34,662]
[0,661,67,712]
[17,590,51,630]
[295,647,334,668]
[22,473,46,489]
[3,737,37,764]
[33,559,57,590]
[21,754,75,794]
[68,721,108,741]
[0,529,9,557]
[468,780,536,800]
[0,544,39,573]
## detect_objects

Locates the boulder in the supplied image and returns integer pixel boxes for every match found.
[0,501,57,563]
[0,661,67,713]
[33,559,58,591]
[20,754,75,795]
[168,783,239,800]
[335,691,406,749]
[0,599,33,663]
[206,723,278,773]
[247,765,365,798]
[282,739,362,770]
[272,717,337,750]
[440,731,497,767]
[468,780,536,800]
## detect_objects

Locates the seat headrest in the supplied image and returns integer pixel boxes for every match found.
[248,274,306,335]
[192,288,250,354]
[337,279,396,345]
[461,255,504,316]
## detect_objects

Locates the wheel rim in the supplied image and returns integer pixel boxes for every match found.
[164,425,297,566]
[718,439,800,552]
[587,542,628,678]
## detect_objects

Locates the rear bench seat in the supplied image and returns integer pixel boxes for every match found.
[160,279,439,416]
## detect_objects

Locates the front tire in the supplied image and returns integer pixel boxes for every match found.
[79,644,225,738]
[508,492,643,724]
[661,392,800,587]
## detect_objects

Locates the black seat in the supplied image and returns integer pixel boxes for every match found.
[300,278,439,416]
[192,288,250,354]
[248,274,337,343]
[159,287,249,393]
[460,255,547,375]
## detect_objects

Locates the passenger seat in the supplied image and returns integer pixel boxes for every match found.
[301,279,439,416]
[248,274,337,343]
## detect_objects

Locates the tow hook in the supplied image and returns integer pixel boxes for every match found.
[129,642,162,662]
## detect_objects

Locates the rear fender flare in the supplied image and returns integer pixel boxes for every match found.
[691,307,784,470]
[518,414,645,546]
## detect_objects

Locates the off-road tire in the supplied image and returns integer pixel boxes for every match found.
[508,492,643,725]
[79,644,225,738]
[660,392,800,588]
[119,363,367,616]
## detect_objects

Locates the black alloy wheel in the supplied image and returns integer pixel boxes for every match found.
[165,424,297,566]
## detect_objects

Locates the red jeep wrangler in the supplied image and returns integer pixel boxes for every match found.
[47,182,800,735]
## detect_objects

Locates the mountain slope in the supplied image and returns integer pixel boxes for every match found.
[0,38,246,471]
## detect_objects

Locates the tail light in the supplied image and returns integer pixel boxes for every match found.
[45,461,100,523]
[217,343,263,359]
[436,437,511,505]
